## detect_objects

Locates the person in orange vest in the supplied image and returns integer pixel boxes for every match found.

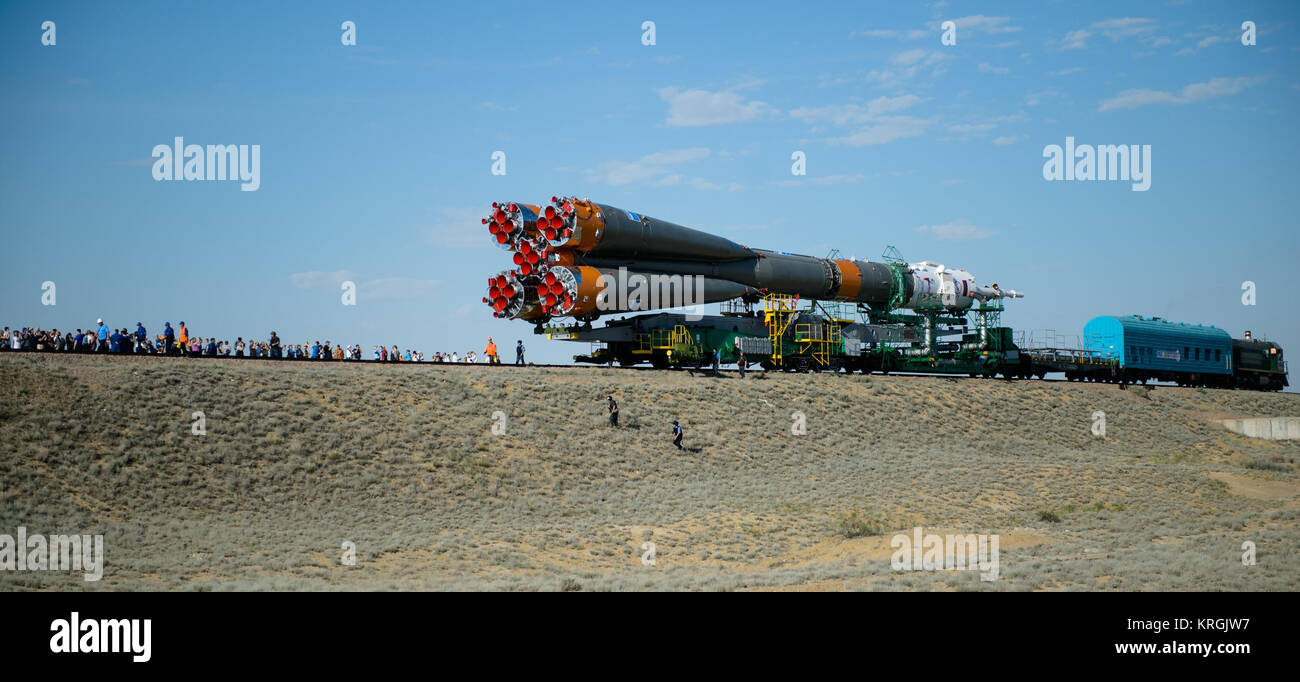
[484,337,499,364]
[177,321,189,356]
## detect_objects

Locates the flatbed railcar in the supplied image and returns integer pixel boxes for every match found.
[546,307,1287,391]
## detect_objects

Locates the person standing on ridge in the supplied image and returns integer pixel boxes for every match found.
[485,337,499,364]
[96,318,109,353]
[516,340,525,365]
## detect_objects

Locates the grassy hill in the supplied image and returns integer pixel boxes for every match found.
[1,352,1297,591]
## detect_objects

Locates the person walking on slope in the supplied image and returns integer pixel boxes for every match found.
[607,395,619,427]
[672,420,683,450]
[712,348,720,377]
[737,348,746,379]
[485,337,499,364]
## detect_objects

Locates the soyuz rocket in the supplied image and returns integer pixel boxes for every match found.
[481,197,1022,322]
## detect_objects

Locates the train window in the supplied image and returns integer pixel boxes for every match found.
[1215,349,1221,362]
[1184,347,1189,361]
[1194,348,1199,360]
[1205,348,1211,362]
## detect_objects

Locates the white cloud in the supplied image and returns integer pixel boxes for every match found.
[582,149,737,190]
[1099,76,1265,111]
[1060,29,1092,50]
[1060,18,1156,50]
[289,271,438,301]
[1094,17,1157,40]
[291,270,357,289]
[944,15,1023,35]
[894,49,936,66]
[832,116,932,146]
[1023,89,1060,106]
[978,62,1010,75]
[771,173,870,187]
[851,15,1019,42]
[792,94,931,147]
[866,50,949,87]
[657,86,775,126]
[992,135,1027,145]
[949,123,996,134]
[1049,67,1087,76]
[914,219,993,240]
[789,94,922,125]
[1177,34,1228,53]
[850,28,929,40]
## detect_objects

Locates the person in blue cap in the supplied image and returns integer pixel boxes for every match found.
[134,323,147,353]
[163,322,175,355]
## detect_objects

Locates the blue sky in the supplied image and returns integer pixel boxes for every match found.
[2,0,1297,366]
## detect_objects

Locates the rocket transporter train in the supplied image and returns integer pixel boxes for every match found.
[481,197,1022,322]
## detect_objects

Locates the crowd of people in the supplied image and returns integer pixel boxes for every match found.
[4,321,529,365]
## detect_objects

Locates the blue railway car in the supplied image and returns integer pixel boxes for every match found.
[1083,315,1233,386]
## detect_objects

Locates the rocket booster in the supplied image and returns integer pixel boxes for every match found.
[480,197,1022,321]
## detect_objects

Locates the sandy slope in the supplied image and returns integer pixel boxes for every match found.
[1,353,1297,591]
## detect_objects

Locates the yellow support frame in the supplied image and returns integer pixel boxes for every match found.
[794,322,841,367]
[763,294,797,367]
